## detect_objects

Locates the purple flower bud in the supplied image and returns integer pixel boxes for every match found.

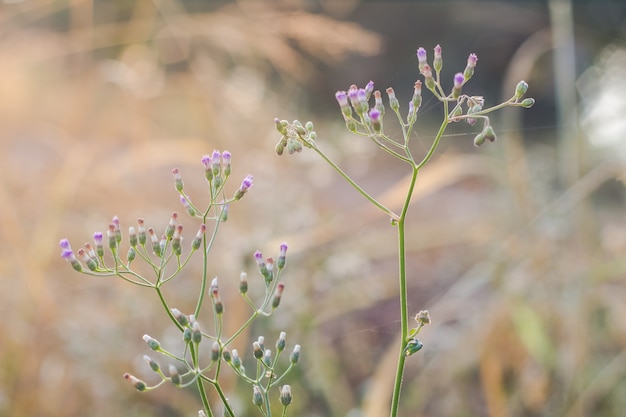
[165,212,178,239]
[416,47,428,71]
[364,80,374,99]
[277,242,288,269]
[373,90,385,115]
[107,224,117,251]
[172,225,183,256]
[463,53,478,81]
[421,64,436,91]
[407,101,416,124]
[93,232,104,257]
[239,271,248,294]
[60,241,82,271]
[272,282,285,309]
[452,72,465,99]
[433,44,443,72]
[354,88,368,114]
[454,73,464,89]
[335,91,352,118]
[386,87,399,111]
[369,108,382,132]
[234,175,253,200]
[192,224,205,250]
[78,248,98,271]
[411,80,422,112]
[148,228,160,256]
[136,219,146,245]
[220,203,229,222]
[348,84,359,107]
[172,168,183,192]
[201,154,211,169]
[254,250,272,282]
[180,196,195,216]
[112,216,122,244]
[222,150,231,176]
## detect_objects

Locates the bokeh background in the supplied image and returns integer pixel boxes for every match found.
[1,0,626,416]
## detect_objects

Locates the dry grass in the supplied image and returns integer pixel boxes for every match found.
[1,1,625,417]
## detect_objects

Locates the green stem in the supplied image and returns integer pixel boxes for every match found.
[311,146,399,221]
[390,113,449,417]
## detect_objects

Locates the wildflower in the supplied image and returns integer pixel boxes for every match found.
[280,385,292,406]
[107,224,117,251]
[171,308,189,327]
[143,334,161,351]
[123,373,146,391]
[452,72,464,99]
[136,219,146,245]
[222,150,231,176]
[463,53,478,81]
[180,196,195,216]
[272,282,285,309]
[277,242,288,269]
[253,341,264,359]
[143,355,160,372]
[433,44,443,72]
[191,224,206,250]
[211,341,220,362]
[201,154,213,181]
[276,331,286,352]
[239,271,248,294]
[369,108,382,132]
[169,364,181,386]
[252,385,264,406]
[386,87,399,111]
[211,150,222,177]
[290,344,301,364]
[93,232,104,256]
[60,239,82,271]
[172,168,183,192]
[416,47,428,72]
[109,217,121,245]
[335,91,352,118]
[165,212,178,239]
[234,175,253,200]
[515,80,528,99]
[411,80,422,112]
[420,64,436,92]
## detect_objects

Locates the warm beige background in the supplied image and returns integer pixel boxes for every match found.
[1,1,625,416]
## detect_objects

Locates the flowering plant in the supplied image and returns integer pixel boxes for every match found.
[60,45,533,417]
[60,150,299,417]
[274,44,533,417]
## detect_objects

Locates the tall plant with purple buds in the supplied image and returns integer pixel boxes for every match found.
[60,151,299,417]
[274,45,534,417]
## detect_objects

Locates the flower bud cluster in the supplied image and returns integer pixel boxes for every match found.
[274,119,316,156]
[60,215,208,274]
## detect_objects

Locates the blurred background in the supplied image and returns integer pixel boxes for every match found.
[1,0,625,416]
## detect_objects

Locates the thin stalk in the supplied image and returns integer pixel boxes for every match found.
[311,146,400,221]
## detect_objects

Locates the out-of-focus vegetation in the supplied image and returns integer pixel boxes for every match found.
[1,1,625,416]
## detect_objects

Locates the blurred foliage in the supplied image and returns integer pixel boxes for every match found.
[0,1,625,417]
